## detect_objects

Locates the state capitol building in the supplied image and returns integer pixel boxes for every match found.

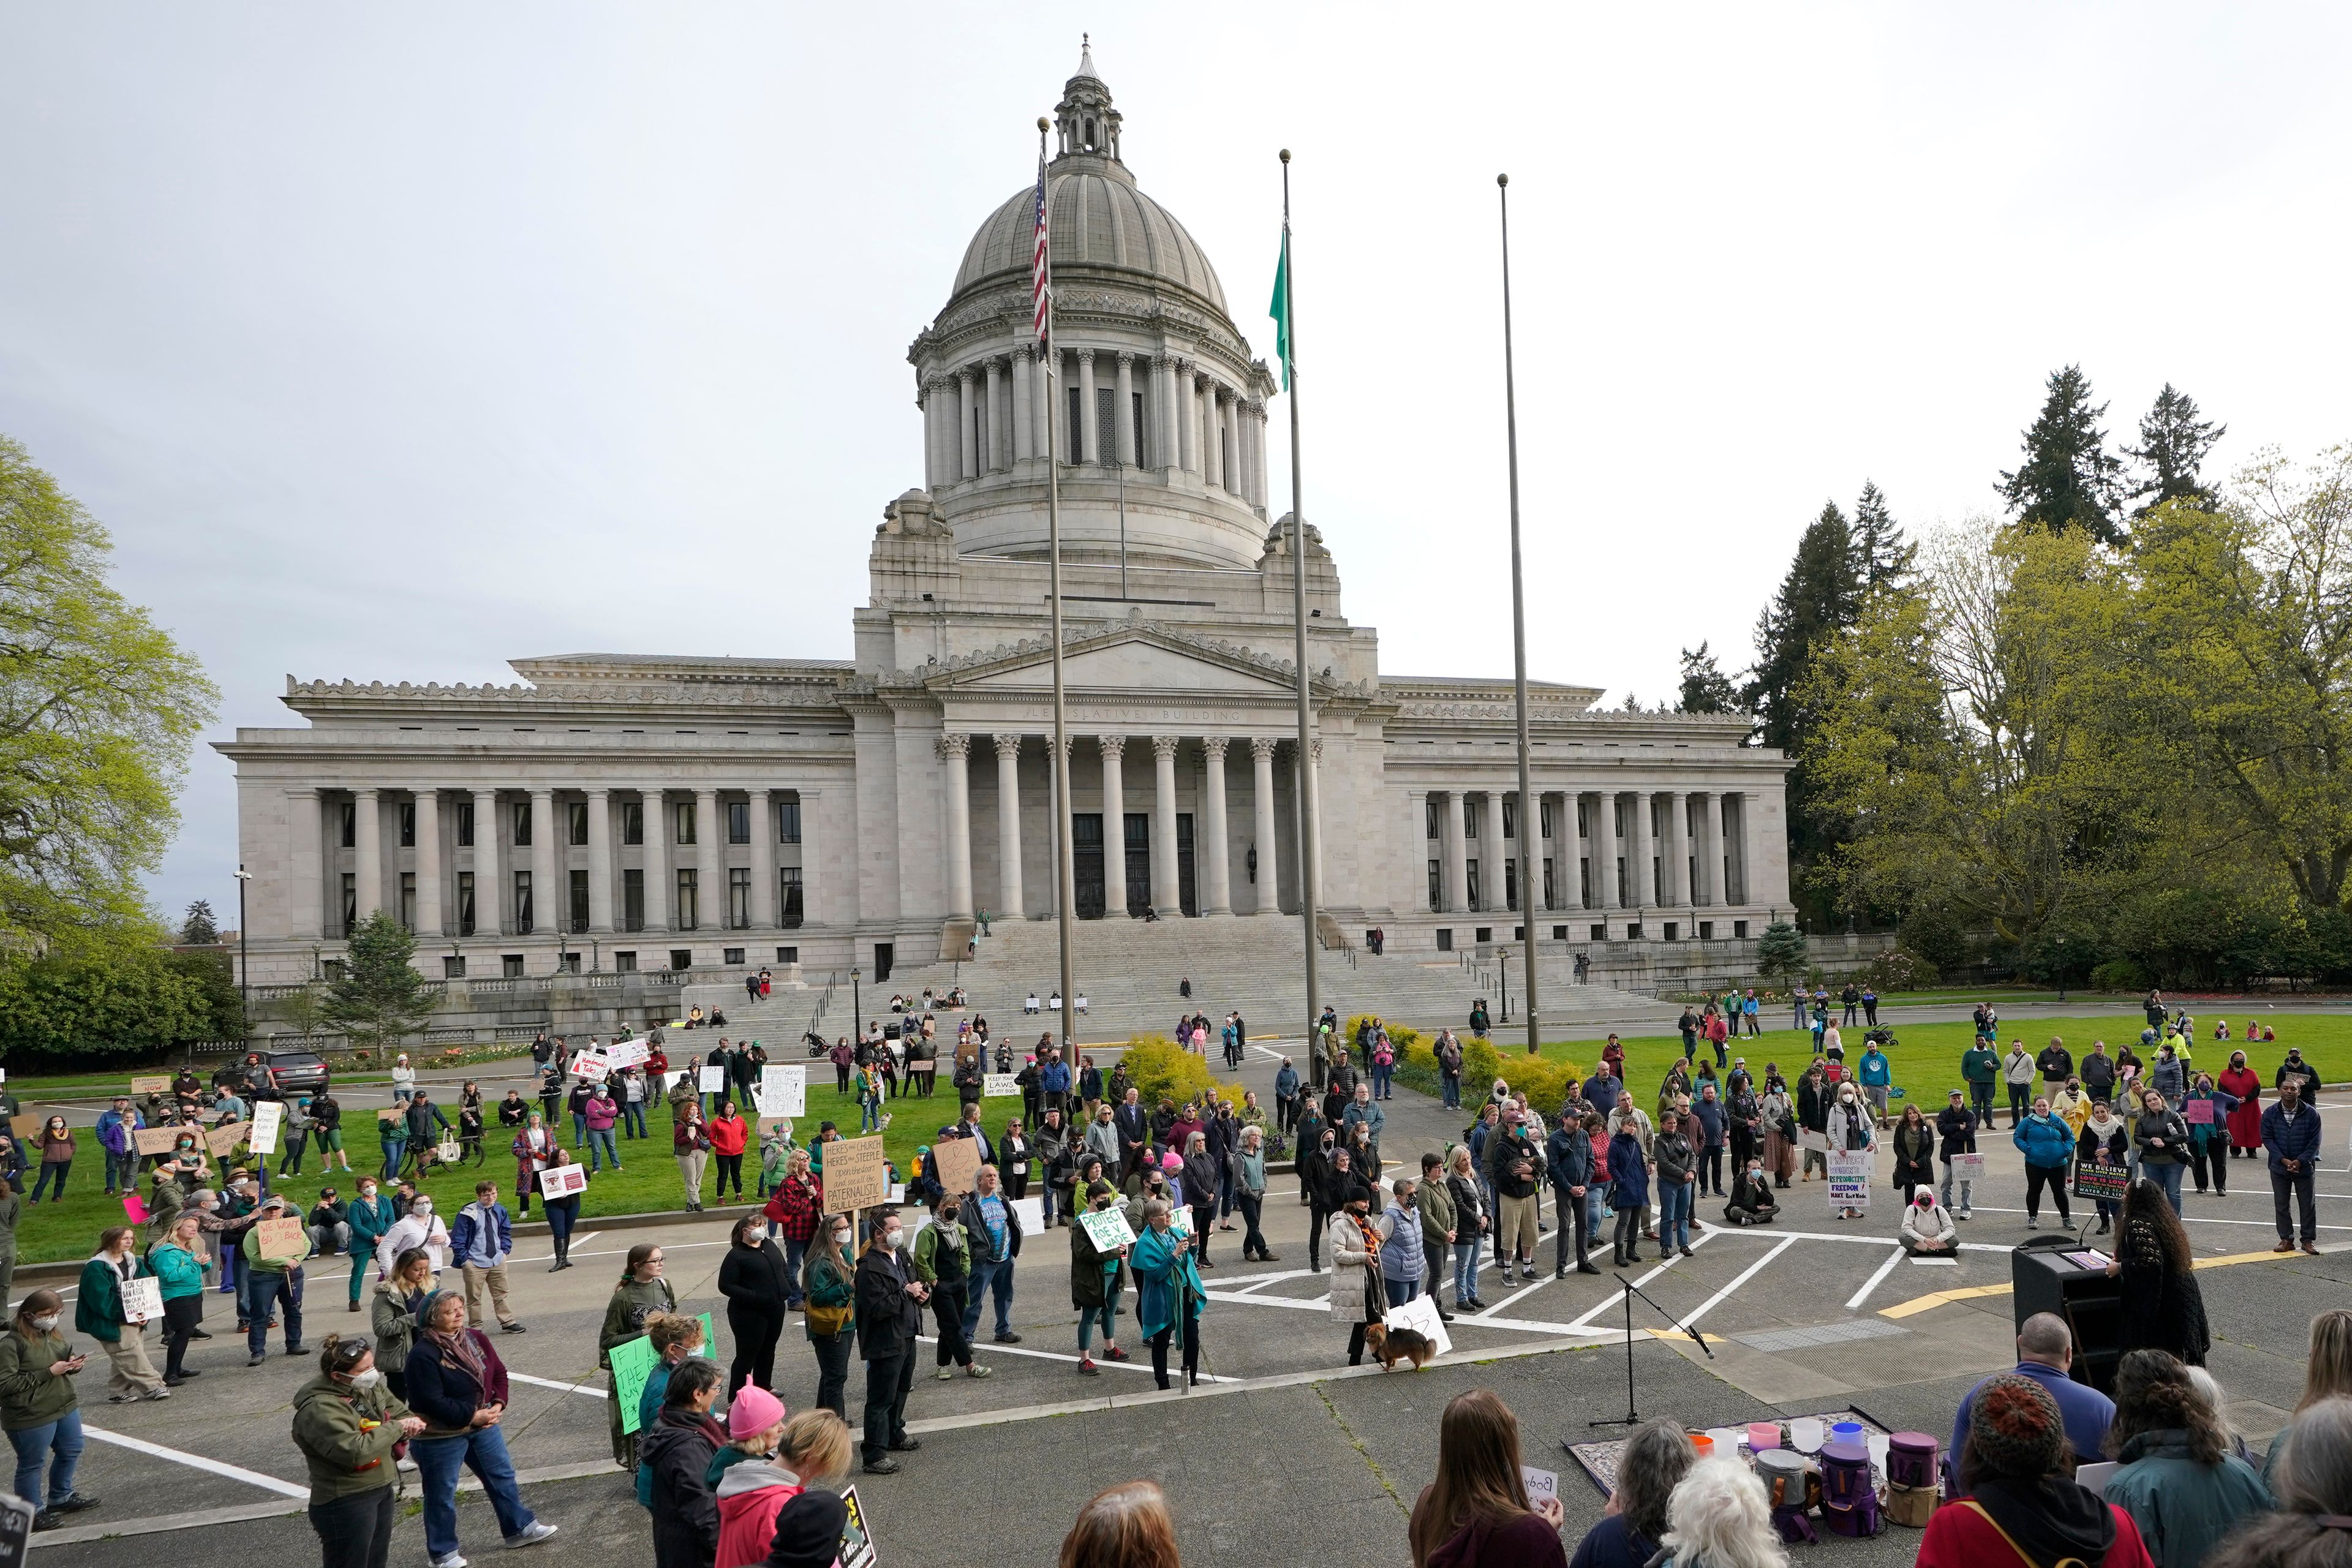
[219,50,1792,992]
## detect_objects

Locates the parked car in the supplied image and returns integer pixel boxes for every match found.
[254,1048,330,1094]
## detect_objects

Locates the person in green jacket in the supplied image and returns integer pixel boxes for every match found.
[290,1336,425,1568]
[2101,1349,2271,1568]
[1961,1039,2000,1129]
[0,1288,95,1529]
[0,1174,19,1308]
[77,1226,167,1402]
[599,1243,677,1469]
[241,1193,314,1366]
[145,1215,208,1386]
[345,1177,398,1311]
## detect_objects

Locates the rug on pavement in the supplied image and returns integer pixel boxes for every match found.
[1563,1408,1891,1496]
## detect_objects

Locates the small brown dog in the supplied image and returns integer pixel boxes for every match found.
[1363,1321,1436,1371]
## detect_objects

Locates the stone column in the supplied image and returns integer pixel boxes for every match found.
[1202,382,1224,491]
[983,359,1006,472]
[472,789,503,935]
[1174,360,1197,475]
[527,788,556,933]
[1692,792,1718,907]
[1199,737,1231,914]
[993,734,1024,918]
[352,788,383,923]
[1011,349,1033,462]
[1250,736,1280,914]
[412,790,442,935]
[919,382,937,491]
[1306,739,1325,907]
[1151,735,1182,916]
[1663,790,1688,907]
[1077,350,1098,465]
[1252,401,1271,507]
[1595,791,1621,911]
[1155,356,1178,471]
[641,790,669,932]
[288,788,324,938]
[1630,790,1654,913]
[1098,736,1128,918]
[748,788,776,928]
[691,788,721,931]
[1535,791,1558,911]
[584,788,613,932]
[1114,352,1136,464]
[1442,791,1468,915]
[940,736,974,919]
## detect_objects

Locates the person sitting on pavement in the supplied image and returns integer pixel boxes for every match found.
[1900,1189,1957,1256]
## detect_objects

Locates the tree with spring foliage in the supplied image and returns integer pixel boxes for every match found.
[323,911,438,1053]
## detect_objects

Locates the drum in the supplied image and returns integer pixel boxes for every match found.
[1888,1432,1939,1490]
[1820,1441,1882,1537]
[1757,1449,1810,1511]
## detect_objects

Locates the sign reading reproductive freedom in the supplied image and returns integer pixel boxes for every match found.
[983,1073,1019,1098]
[821,1136,890,1213]
[932,1137,981,1194]
[247,1101,284,1156]
[1077,1205,1136,1251]
[539,1163,589,1198]
[1826,1150,1874,1211]
[755,1065,806,1119]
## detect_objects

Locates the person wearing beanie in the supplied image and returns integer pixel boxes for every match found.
[1920,1374,2154,1568]
[714,1407,850,1568]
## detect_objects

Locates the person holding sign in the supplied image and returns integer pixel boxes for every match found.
[1071,1181,1130,1374]
[538,1148,586,1270]
[1131,1197,1204,1392]
[1937,1088,1980,1219]
[600,1244,677,1469]
[2182,1073,2236,1197]
[243,1193,313,1365]
[0,1288,96,1531]
[1405,1389,1567,1566]
[2079,1100,2132,1235]
[76,1226,168,1401]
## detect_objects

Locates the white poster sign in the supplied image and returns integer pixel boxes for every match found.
[699,1065,729,1092]
[570,1050,611,1080]
[1828,1149,1874,1211]
[1078,1206,1136,1251]
[1950,1153,1986,1182]
[605,1039,650,1071]
[755,1065,807,1119]
[983,1072,1020,1098]
[1382,1291,1453,1357]
[247,1099,284,1156]
[1011,1195,1044,1234]
[539,1164,589,1197]
[1520,1466,1559,1509]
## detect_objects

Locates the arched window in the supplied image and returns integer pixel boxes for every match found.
[1084,117,1096,150]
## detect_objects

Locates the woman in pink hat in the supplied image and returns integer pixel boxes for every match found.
[714,1401,853,1568]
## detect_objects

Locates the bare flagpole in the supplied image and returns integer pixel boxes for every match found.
[1280,149,1321,1054]
[1499,175,1539,1055]
[1041,117,1077,1057]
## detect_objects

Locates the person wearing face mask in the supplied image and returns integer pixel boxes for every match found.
[2079,1099,2131,1235]
[1330,1177,1385,1366]
[1070,1180,1130,1375]
[77,1225,168,1403]
[1830,1084,1877,1221]
[343,1176,397,1314]
[374,1191,450,1281]
[0,1289,94,1531]
[1132,1196,1206,1391]
[291,1335,426,1568]
[853,1207,927,1474]
[1724,1157,1779,1226]
[600,1243,677,1470]
[911,1193,989,1382]
[717,1211,791,1401]
[801,1217,858,1418]
[1902,1188,1958,1255]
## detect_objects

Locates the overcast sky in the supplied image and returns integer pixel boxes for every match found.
[4,4,2348,928]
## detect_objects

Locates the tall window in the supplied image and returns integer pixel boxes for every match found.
[513,871,532,932]
[1464,800,1480,840]
[1504,858,1518,913]
[569,869,589,933]
[513,802,532,847]
[339,802,356,848]
[622,869,644,931]
[1501,798,1516,842]
[1466,861,1482,911]
[458,872,475,935]
[1133,390,1148,466]
[339,873,356,934]
[398,802,416,848]
[621,801,643,845]
[728,801,750,844]
[568,801,588,846]
[399,872,418,930]
[1542,858,1556,910]
[777,799,801,844]
[674,801,696,846]
[780,867,804,928]
[1096,386,1116,461]
[456,802,475,848]
[1539,799,1555,841]
[1066,385,1084,462]
[1425,799,1439,841]
[728,867,751,928]
[1427,859,1442,912]
[676,868,699,930]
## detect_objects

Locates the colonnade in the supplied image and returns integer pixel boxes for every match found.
[1411,787,1766,919]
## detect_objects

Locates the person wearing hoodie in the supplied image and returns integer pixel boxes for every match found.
[2015,1096,2076,1229]
[714,1400,851,1568]
[2100,1349,2270,1568]
[1917,1375,2152,1568]
[636,1359,726,1568]
[1901,1189,1958,1255]
[290,1336,424,1568]
[2079,1101,2132,1234]
[371,1248,435,1401]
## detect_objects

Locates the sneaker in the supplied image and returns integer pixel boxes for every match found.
[937,1366,955,1381]
[862,1457,901,1476]
[1077,1357,1099,1375]
[1103,1346,1128,1362]
[143,1386,172,1400]
[53,1493,99,1515]
[1259,1250,1281,1261]
[502,1322,527,1334]
[887,1437,921,1452]
[1958,1210,1972,1221]
[108,1393,136,1404]
[504,1521,559,1548]
[967,1364,992,1378]
[2026,1218,2039,1230]
[429,1553,469,1568]
[30,1512,61,1533]
[993,1331,1022,1344]
[249,1354,267,1367]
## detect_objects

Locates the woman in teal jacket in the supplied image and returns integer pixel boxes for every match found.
[2011,1096,2076,1228]
[2180,1073,2237,1197]
[344,1179,398,1311]
[1129,1199,1205,1393]
[75,1227,165,1401]
[145,1215,208,1385]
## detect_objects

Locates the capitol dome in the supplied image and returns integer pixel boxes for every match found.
[952,165,1226,315]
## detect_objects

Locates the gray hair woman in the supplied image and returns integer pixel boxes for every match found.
[2207,1397,2352,1568]
[1570,1418,1696,1568]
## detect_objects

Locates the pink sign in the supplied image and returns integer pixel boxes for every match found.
[2184,1098,2215,1124]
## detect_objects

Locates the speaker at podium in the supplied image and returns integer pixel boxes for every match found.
[2011,1233,2124,1394]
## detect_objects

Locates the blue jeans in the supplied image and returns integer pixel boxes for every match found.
[1658,1180,1692,1251]
[571,1114,588,1147]
[1585,1188,1608,1238]
[28,1161,67,1202]
[962,1257,1014,1340]
[9,1408,83,1507]
[2147,1159,2185,1215]
[1077,1297,1119,1352]
[1384,1275,1419,1309]
[105,1148,138,1193]
[622,1102,647,1139]
[1372,1064,1393,1098]
[244,1266,303,1357]
[1441,1074,1461,1110]
[782,1235,807,1307]
[413,1425,534,1558]
[587,1129,620,1171]
[380,1137,406,1180]
[1452,1240,1480,1302]
[859,1101,881,1133]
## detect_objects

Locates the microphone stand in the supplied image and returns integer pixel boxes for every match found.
[1584,1270,1713,1433]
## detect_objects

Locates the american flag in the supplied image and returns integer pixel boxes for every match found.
[1031,150,1050,343]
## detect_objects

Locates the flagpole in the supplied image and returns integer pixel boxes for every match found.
[1041,117,1077,1059]
[1279,148,1321,1059]
[1499,173,1539,1056]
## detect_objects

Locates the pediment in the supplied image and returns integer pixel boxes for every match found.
[962,638,1292,695]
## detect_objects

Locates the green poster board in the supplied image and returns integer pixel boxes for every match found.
[609,1311,717,1434]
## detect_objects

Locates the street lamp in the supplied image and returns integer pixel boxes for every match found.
[233,866,254,1024]
[851,965,862,1045]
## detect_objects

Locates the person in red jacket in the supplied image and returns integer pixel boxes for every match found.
[706,1102,750,1202]
[1918,1375,2155,1568]
[763,1150,822,1310]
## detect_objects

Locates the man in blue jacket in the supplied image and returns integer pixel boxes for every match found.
[1951,1313,2114,1485]
[1546,1110,1599,1278]
[1038,1048,1072,1122]
[2262,1077,2324,1255]
[448,1180,526,1335]
[96,1098,144,1196]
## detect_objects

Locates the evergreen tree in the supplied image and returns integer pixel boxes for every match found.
[1996,365,2127,545]
[1749,502,1861,758]
[1851,481,1915,589]
[2123,383,2225,515]
[1678,643,1740,714]
[179,899,218,945]
[1755,921,1810,986]
[323,911,437,1053]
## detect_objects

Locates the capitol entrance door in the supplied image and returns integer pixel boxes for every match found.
[1123,813,1151,918]
[1071,814,1106,919]
[1177,813,1199,918]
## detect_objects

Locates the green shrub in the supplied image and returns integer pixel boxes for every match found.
[1859,948,1940,992]
[2087,959,2152,992]
[1379,1016,1584,1123]
[1121,1034,1245,1112]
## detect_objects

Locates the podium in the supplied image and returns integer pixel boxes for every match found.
[2011,1237,2124,1394]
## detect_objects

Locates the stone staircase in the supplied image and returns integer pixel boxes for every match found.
[687,915,1680,1049]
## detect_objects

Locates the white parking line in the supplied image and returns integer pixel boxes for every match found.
[82,1424,309,1498]
[1679,1236,1800,1330]
[1843,1246,1909,1310]
[914,1333,1234,1382]
[510,1370,607,1399]
[1562,1228,1719,1332]
[1967,1204,2352,1233]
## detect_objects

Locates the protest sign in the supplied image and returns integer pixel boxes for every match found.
[248,1101,284,1156]
[254,1216,307,1262]
[205,1120,249,1158]
[1011,1195,1044,1233]
[129,1076,172,1096]
[1166,1205,1192,1237]
[983,1072,1019,1098]
[755,1065,806,1119]
[378,1107,405,1124]
[2184,1098,2215,1125]
[932,1137,981,1194]
[1383,1291,1452,1357]
[839,1485,877,1568]
[570,1050,611,1080]
[1798,1129,1831,1154]
[1077,1206,1136,1251]
[1950,1153,1986,1182]
[8,1114,40,1144]
[539,1163,589,1198]
[699,1065,728,1093]
[609,1313,716,1434]
[2074,1159,2130,1202]
[605,1039,650,1071]
[132,1126,181,1157]
[821,1136,889,1213]
[1826,1150,1874,1211]
[121,1276,165,1322]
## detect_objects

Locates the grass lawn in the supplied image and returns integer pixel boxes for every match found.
[1520,1010,2352,1109]
[7,1076,973,1265]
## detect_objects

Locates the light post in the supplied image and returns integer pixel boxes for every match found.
[851,965,862,1045]
[233,865,253,1024]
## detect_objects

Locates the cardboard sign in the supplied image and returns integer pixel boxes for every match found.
[2184,1098,2215,1125]
[8,1114,41,1144]
[539,1163,589,1198]
[983,1072,1019,1098]
[248,1101,284,1156]
[1078,1205,1136,1251]
[608,1312,717,1435]
[1949,1153,1986,1182]
[254,1216,307,1262]
[605,1039,650,1071]
[132,1125,182,1156]
[1520,1466,1560,1509]
[932,1137,982,1194]
[2075,1159,2130,1202]
[820,1136,889,1213]
[205,1120,248,1158]
[129,1076,172,1096]
[570,1050,611,1080]
[1383,1290,1453,1357]
[1798,1129,1831,1153]
[1827,1150,1874,1210]
[755,1065,806,1119]
[378,1107,405,1124]
[121,1276,165,1321]
[699,1065,729,1092]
